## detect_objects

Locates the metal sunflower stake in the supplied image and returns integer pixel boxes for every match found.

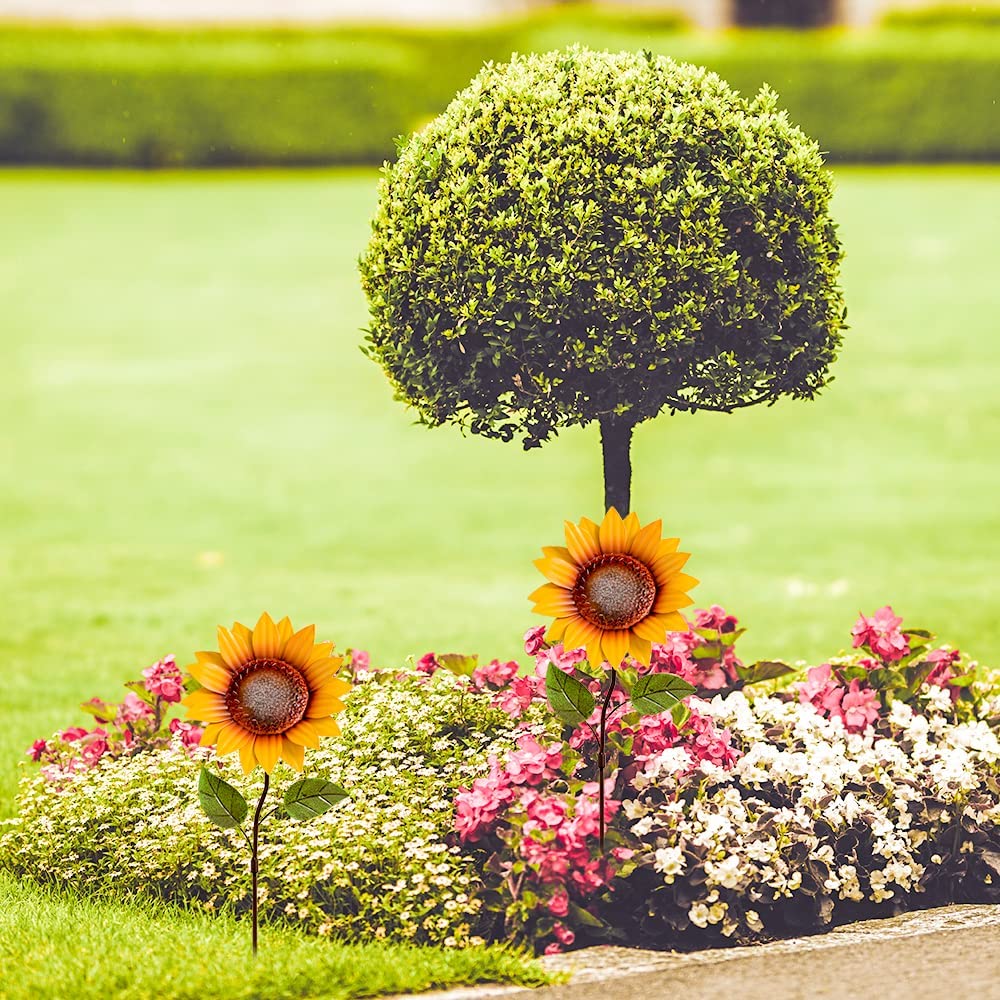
[182,613,351,955]
[533,509,698,852]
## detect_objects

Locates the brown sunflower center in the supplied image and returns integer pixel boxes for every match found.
[573,553,657,630]
[225,659,309,736]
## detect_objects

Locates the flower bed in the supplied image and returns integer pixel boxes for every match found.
[3,608,999,954]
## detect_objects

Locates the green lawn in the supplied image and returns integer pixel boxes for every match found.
[1,166,998,996]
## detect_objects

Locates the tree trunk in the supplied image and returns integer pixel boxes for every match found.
[599,414,634,515]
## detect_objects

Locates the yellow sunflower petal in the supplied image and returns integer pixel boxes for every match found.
[660,611,689,632]
[651,551,691,583]
[632,614,674,643]
[182,689,230,723]
[307,690,347,719]
[564,519,600,564]
[253,734,283,773]
[188,660,232,694]
[252,613,280,660]
[216,721,252,756]
[276,616,294,646]
[545,618,569,643]
[281,737,305,771]
[599,508,628,553]
[282,624,316,669]
[534,551,579,589]
[302,658,337,688]
[310,717,341,738]
[232,621,253,645]
[563,616,600,653]
[628,634,652,665]
[653,590,696,613]
[628,519,663,564]
[601,629,631,669]
[194,650,230,670]
[622,512,641,545]
[285,719,321,748]
[239,741,257,774]
[199,722,225,746]
[586,638,604,667]
[529,583,575,616]
[218,625,252,671]
[655,537,681,559]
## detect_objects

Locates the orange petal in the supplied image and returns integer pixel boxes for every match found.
[302,658,337,688]
[254,734,282,773]
[307,690,346,719]
[281,737,305,771]
[599,508,628,553]
[655,538,681,560]
[232,621,253,645]
[239,741,257,774]
[199,722,224,746]
[632,614,672,643]
[194,650,230,670]
[188,660,232,694]
[283,624,316,669]
[628,634,652,665]
[601,629,630,669]
[252,613,280,660]
[182,689,230,723]
[276,616,294,645]
[628,519,663,564]
[310,717,341,738]
[545,618,569,643]
[564,519,600,564]
[529,583,575,616]
[651,551,691,583]
[285,719,321,748]
[563,616,600,653]
[534,551,579,589]
[216,721,252,756]
[622,512,641,545]
[653,590,696,613]
[585,638,604,668]
[218,625,252,671]
[660,611,689,632]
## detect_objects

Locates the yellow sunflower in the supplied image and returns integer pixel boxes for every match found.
[530,508,697,668]
[182,613,350,775]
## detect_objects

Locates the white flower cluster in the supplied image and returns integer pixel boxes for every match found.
[626,685,1000,942]
[0,670,521,946]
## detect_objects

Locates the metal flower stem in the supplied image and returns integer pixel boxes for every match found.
[251,772,270,956]
[598,667,617,853]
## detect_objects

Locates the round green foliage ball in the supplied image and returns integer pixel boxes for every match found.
[361,47,845,449]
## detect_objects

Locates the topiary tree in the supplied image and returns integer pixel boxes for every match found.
[360,47,845,514]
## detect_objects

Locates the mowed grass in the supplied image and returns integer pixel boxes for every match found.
[0,166,998,998]
[0,871,552,1000]
[2,167,1000,809]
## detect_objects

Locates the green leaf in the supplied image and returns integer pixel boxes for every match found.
[437,653,478,677]
[283,778,349,820]
[630,672,695,717]
[736,660,796,684]
[671,701,691,728]
[568,901,607,929]
[198,767,248,830]
[545,663,595,726]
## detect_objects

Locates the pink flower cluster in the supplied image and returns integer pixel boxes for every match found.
[851,606,910,663]
[27,654,205,784]
[798,664,880,734]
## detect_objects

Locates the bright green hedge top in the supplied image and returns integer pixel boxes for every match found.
[361,46,845,448]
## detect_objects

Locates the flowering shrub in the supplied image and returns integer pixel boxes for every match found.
[3,606,999,954]
[25,656,203,786]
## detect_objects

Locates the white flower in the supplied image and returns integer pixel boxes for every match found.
[653,846,685,880]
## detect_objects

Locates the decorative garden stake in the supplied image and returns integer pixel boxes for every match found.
[182,613,350,955]
[361,47,845,513]
[533,509,697,849]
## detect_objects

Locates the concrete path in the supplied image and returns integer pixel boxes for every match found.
[403,904,1000,1000]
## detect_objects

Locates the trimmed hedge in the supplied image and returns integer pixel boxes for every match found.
[0,17,998,165]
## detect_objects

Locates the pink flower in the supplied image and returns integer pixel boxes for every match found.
[116,691,154,725]
[544,943,562,955]
[694,605,739,634]
[454,764,515,842]
[527,795,568,829]
[80,729,109,767]
[505,735,563,786]
[26,739,48,761]
[547,886,570,917]
[493,675,538,718]
[142,655,184,703]
[684,713,740,769]
[58,727,89,743]
[553,923,575,946]
[523,626,547,656]
[798,664,846,716]
[349,649,374,681]
[169,717,205,749]
[852,606,910,663]
[833,680,880,733]
[925,647,961,693]
[415,653,440,675]
[471,658,520,690]
[538,643,587,674]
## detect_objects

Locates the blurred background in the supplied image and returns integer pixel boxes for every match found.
[2,2,999,807]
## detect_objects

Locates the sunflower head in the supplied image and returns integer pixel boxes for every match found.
[530,508,697,668]
[182,613,350,774]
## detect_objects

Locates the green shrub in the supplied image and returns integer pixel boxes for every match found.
[0,670,539,945]
[883,6,1000,29]
[361,48,844,511]
[0,20,998,166]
